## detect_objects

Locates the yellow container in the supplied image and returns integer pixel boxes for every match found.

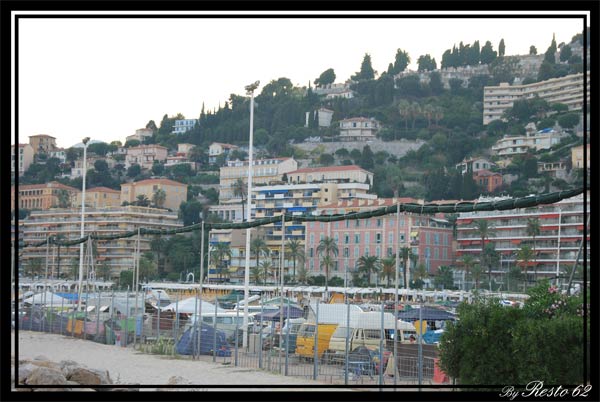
[295,323,338,359]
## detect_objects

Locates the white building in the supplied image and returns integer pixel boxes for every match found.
[11,144,34,176]
[339,117,380,141]
[455,157,497,175]
[491,127,566,157]
[483,73,589,125]
[172,119,197,134]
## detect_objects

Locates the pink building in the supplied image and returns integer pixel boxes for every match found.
[125,144,168,170]
[304,198,455,284]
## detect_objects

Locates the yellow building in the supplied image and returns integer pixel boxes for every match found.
[11,144,34,176]
[571,144,590,169]
[76,186,121,208]
[219,157,298,202]
[11,181,79,211]
[120,178,187,211]
[29,134,57,155]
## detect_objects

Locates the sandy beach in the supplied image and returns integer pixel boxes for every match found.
[13,330,355,391]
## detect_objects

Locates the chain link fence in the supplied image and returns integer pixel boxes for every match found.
[14,290,450,387]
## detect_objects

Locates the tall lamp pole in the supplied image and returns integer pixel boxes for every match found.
[242,80,259,349]
[77,137,90,312]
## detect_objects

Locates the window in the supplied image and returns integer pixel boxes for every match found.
[310,233,314,245]
[426,233,430,245]
[343,247,349,257]
[344,233,349,244]
[355,220,360,228]
[434,233,440,245]
[365,247,370,256]
[387,247,393,257]
[365,233,370,244]
[364,329,380,339]
[434,248,439,259]
[376,233,382,244]
[389,232,393,244]
[376,246,381,257]
[354,233,360,244]
[309,248,313,257]
[320,234,325,242]
[377,219,382,227]
[334,233,339,243]
[354,247,359,258]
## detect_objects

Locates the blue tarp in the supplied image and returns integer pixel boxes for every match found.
[397,307,456,322]
[175,323,231,356]
[55,292,79,301]
[253,306,304,322]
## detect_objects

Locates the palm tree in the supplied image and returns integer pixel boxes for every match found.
[317,236,339,292]
[526,217,541,283]
[412,263,429,289]
[136,194,150,207]
[422,103,435,127]
[261,260,277,284]
[397,99,411,130]
[150,236,167,278]
[357,255,381,286]
[320,255,335,289]
[54,234,67,279]
[400,247,412,289]
[432,105,444,126]
[286,239,305,283]
[139,252,158,283]
[459,254,476,291]
[251,236,269,284]
[56,189,72,208]
[250,264,264,285]
[297,265,309,285]
[517,245,535,290]
[471,264,484,290]
[152,189,167,208]
[408,101,422,129]
[474,219,495,289]
[232,178,247,221]
[27,258,43,280]
[213,242,232,282]
[381,257,396,287]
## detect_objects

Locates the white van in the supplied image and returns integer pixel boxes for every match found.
[326,312,416,359]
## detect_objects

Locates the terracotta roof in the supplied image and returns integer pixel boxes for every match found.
[289,165,371,175]
[14,181,79,192]
[86,186,120,193]
[319,197,420,209]
[121,178,186,187]
[128,144,168,150]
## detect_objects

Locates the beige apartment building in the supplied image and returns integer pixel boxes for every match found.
[120,178,187,211]
[571,143,590,170]
[286,165,373,185]
[29,134,57,155]
[76,186,121,208]
[219,157,298,202]
[125,128,154,143]
[11,181,79,211]
[483,73,589,125]
[11,144,34,176]
[125,144,168,169]
[339,117,380,141]
[20,206,182,280]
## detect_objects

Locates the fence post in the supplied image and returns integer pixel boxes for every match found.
[83,290,89,341]
[313,299,319,381]
[124,286,129,347]
[213,295,217,363]
[110,288,115,344]
[284,298,290,376]
[259,300,263,369]
[379,302,384,386]
[156,292,161,342]
[174,292,179,343]
[96,289,101,341]
[60,293,65,335]
[193,292,199,359]
[418,300,423,390]
[235,295,239,367]
[70,289,76,338]
[344,296,350,385]
[49,290,54,333]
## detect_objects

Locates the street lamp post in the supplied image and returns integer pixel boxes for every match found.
[77,137,90,312]
[243,80,259,350]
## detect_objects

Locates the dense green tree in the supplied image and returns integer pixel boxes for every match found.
[314,68,336,87]
[359,145,374,170]
[151,162,164,176]
[498,38,505,57]
[119,270,134,290]
[526,217,541,283]
[93,159,108,172]
[392,49,411,74]
[152,188,167,208]
[178,200,203,226]
[559,45,572,62]
[124,139,141,148]
[428,71,444,95]
[544,35,558,63]
[357,255,381,286]
[517,245,535,288]
[318,153,335,166]
[139,252,158,283]
[251,236,269,284]
[557,113,580,129]
[351,53,376,81]
[480,41,497,64]
[127,164,141,178]
[417,54,437,72]
[529,45,537,55]
[434,266,455,290]
[135,194,150,207]
[213,242,232,282]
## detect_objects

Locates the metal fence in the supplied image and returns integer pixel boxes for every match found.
[14,290,449,387]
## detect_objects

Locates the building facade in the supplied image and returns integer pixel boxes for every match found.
[455,157,497,175]
[11,144,34,176]
[120,178,187,211]
[209,142,239,164]
[172,119,197,134]
[125,144,168,169]
[483,73,589,125]
[286,165,373,186]
[571,144,590,170]
[219,157,298,202]
[20,206,182,280]
[305,198,454,286]
[125,128,154,143]
[473,170,504,193]
[29,134,57,155]
[455,193,590,286]
[76,186,121,208]
[339,117,380,141]
[491,128,566,157]
[11,181,79,211]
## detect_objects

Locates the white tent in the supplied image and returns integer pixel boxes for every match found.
[160,297,226,314]
[23,292,70,305]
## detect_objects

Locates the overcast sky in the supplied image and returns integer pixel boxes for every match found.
[15,13,585,148]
